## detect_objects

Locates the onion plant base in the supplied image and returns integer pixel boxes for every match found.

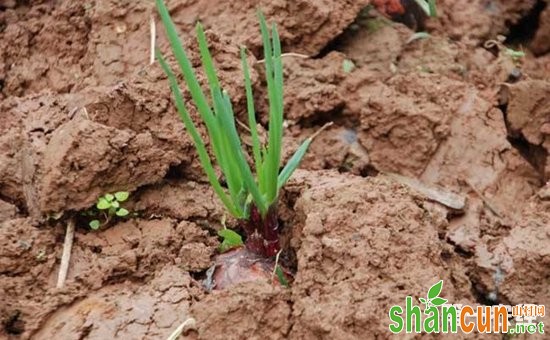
[243,205,280,257]
[208,247,291,290]
[209,205,289,291]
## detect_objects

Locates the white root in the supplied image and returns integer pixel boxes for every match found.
[150,13,156,65]
[465,180,504,218]
[56,218,75,288]
[166,317,197,340]
[270,249,283,283]
[309,121,334,141]
[256,52,310,64]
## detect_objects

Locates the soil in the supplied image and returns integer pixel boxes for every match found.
[1,0,549,339]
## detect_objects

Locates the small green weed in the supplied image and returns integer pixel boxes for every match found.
[87,191,130,230]
[484,36,526,65]
[342,59,356,73]
[36,249,47,262]
[505,48,526,61]
[218,228,244,253]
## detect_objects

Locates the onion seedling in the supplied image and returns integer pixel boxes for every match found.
[155,0,324,257]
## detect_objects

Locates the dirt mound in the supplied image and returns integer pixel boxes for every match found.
[3,83,194,219]
[0,199,17,222]
[286,171,475,338]
[430,0,539,43]
[0,0,370,99]
[32,265,197,339]
[134,180,225,222]
[161,0,369,56]
[282,52,347,123]
[158,170,480,339]
[190,281,291,339]
[0,215,216,338]
[0,1,91,97]
[496,191,550,308]
[500,80,550,181]
[345,73,463,176]
[0,218,63,337]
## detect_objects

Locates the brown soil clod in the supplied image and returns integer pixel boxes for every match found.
[500,80,550,180]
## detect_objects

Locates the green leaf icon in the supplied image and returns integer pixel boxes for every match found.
[428,280,443,299]
[419,297,427,304]
[114,191,130,202]
[431,297,448,306]
[96,198,111,210]
[89,220,101,230]
[105,193,114,202]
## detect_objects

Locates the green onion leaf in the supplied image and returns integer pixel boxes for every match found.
[240,47,263,172]
[155,50,242,217]
[216,89,267,214]
[196,23,221,97]
[155,1,318,221]
[278,122,332,189]
[258,12,283,206]
[278,138,311,190]
[212,87,246,212]
[414,0,437,17]
[156,0,215,124]
[428,0,437,17]
[195,23,238,199]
